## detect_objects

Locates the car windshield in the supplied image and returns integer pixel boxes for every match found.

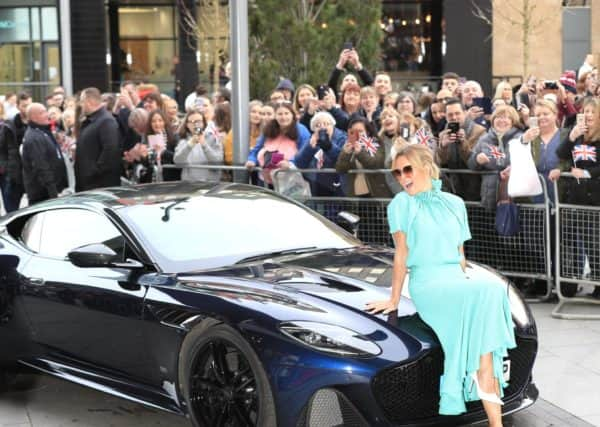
[119,189,360,272]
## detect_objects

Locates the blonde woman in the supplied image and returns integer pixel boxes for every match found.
[493,81,514,106]
[367,144,516,427]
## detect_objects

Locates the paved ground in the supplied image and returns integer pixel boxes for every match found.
[1,302,598,427]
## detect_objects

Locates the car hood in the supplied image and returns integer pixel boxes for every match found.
[177,247,531,330]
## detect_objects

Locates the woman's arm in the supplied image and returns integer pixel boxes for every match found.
[365,231,408,314]
[459,245,467,272]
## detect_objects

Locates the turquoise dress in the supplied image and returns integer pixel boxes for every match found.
[387,179,516,415]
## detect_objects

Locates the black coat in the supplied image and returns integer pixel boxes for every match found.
[21,125,68,203]
[75,107,122,192]
[0,114,27,185]
[556,133,600,205]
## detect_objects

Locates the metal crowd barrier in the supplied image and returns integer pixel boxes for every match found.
[271,167,554,303]
[552,174,600,320]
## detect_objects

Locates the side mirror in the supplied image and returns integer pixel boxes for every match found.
[68,243,118,268]
[336,211,360,237]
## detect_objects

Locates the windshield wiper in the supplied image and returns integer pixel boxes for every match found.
[235,247,326,264]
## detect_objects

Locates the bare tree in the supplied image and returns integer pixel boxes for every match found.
[472,0,555,77]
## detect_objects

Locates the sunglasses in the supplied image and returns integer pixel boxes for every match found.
[391,165,413,179]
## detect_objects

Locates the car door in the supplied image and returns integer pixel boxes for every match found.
[18,208,149,381]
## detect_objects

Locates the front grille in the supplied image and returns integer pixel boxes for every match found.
[372,337,537,424]
[296,388,368,427]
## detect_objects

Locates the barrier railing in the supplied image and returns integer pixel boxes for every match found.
[552,174,600,320]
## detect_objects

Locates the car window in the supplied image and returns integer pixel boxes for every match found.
[37,209,124,259]
[21,212,45,253]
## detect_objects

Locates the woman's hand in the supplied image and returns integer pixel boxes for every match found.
[476,152,490,165]
[365,299,399,315]
[569,122,587,141]
[522,126,539,143]
[500,165,511,180]
[548,168,561,181]
[278,160,291,169]
[245,160,256,170]
[571,167,587,179]
[466,106,483,121]
[309,132,318,148]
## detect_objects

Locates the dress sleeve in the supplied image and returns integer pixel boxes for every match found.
[459,199,472,243]
[387,193,407,234]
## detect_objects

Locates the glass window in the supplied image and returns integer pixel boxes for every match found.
[121,192,358,272]
[0,44,33,82]
[37,209,123,259]
[31,7,40,40]
[21,213,44,253]
[41,7,58,41]
[0,8,30,42]
[119,39,176,81]
[118,6,175,38]
[196,1,230,90]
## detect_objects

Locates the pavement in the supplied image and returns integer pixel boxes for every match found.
[1,302,599,427]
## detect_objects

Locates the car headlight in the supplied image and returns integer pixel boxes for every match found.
[279,321,381,357]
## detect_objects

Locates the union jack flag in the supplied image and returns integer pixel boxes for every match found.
[359,133,379,157]
[488,146,505,160]
[414,127,432,147]
[572,144,597,162]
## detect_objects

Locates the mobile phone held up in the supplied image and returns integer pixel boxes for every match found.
[317,84,330,100]
[448,122,460,134]
[342,41,353,51]
[544,80,559,90]
[400,124,410,140]
[472,97,493,115]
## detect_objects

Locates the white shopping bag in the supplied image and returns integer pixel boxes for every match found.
[507,138,543,197]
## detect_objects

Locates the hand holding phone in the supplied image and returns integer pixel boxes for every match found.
[528,116,538,128]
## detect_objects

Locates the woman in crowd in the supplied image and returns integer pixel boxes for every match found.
[213,103,233,165]
[292,84,316,118]
[245,102,310,185]
[383,92,400,109]
[142,92,164,114]
[164,97,180,131]
[467,105,526,210]
[335,115,391,197]
[249,100,263,150]
[328,48,374,99]
[260,102,276,128]
[577,70,598,97]
[557,97,600,289]
[367,144,516,427]
[360,86,381,130]
[398,111,437,154]
[339,83,362,119]
[145,109,180,181]
[379,107,404,194]
[173,108,223,182]
[395,91,417,116]
[295,111,347,196]
[422,97,447,137]
[493,81,514,106]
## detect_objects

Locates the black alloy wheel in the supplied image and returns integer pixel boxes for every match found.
[179,323,276,427]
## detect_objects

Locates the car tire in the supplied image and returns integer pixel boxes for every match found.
[178,322,277,427]
[560,282,578,298]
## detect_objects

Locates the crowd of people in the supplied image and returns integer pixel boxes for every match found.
[1,50,599,295]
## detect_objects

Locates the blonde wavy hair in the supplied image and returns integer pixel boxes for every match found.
[392,143,440,179]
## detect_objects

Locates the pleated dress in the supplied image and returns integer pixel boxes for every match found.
[387,179,517,415]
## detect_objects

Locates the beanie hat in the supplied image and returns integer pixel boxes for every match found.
[559,70,577,94]
[276,78,295,93]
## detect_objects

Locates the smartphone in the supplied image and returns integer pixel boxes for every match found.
[317,84,329,100]
[472,97,493,115]
[544,80,558,90]
[577,113,585,126]
[342,41,353,51]
[448,122,460,134]
[518,92,530,108]
[400,124,410,139]
[529,117,538,128]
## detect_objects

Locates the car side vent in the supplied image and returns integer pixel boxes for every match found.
[296,388,368,427]
[150,306,198,329]
[319,277,362,292]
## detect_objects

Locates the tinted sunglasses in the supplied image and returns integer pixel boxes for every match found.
[392,165,413,179]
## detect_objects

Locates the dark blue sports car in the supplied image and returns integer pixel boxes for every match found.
[0,182,538,426]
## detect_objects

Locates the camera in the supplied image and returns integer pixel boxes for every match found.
[544,80,559,90]
[317,84,330,100]
[317,128,331,151]
[194,125,204,135]
[448,122,460,134]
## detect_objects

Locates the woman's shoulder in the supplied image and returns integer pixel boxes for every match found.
[440,190,466,210]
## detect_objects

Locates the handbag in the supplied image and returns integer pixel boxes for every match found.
[272,169,312,201]
[495,200,520,236]
[507,138,543,197]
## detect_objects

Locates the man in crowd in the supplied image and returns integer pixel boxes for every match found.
[435,97,486,201]
[0,92,32,212]
[21,103,67,204]
[75,87,121,192]
[441,72,461,97]
[373,72,392,105]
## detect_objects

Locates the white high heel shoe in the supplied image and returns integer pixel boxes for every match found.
[470,372,504,405]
